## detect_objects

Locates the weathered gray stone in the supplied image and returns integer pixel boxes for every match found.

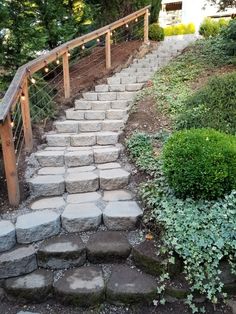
[137,75,150,83]
[102,120,124,132]
[106,265,157,304]
[109,85,125,92]
[67,192,101,204]
[91,101,111,110]
[16,210,61,244]
[65,172,99,194]
[0,220,16,253]
[54,266,105,306]
[95,85,109,92]
[117,91,137,101]
[28,175,65,197]
[38,167,65,176]
[66,166,96,174]
[71,133,96,146]
[94,147,120,164]
[87,231,131,263]
[100,169,130,190]
[0,246,37,279]
[78,121,102,132]
[66,109,84,120]
[103,190,133,201]
[110,100,129,109]
[107,77,121,85]
[121,77,137,84]
[103,201,142,230]
[106,109,127,120]
[85,111,105,120]
[5,269,53,302]
[96,131,119,145]
[35,151,64,167]
[96,163,121,170]
[97,92,117,101]
[46,134,71,147]
[65,150,93,167]
[62,203,102,232]
[30,197,66,210]
[83,92,98,101]
[37,234,86,269]
[75,100,91,110]
[55,121,79,133]
[126,83,144,91]
[17,311,40,314]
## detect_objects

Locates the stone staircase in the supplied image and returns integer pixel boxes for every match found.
[0,35,197,309]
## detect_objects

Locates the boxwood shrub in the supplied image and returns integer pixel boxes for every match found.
[162,128,236,200]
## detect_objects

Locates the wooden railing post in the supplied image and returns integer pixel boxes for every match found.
[144,8,150,45]
[62,52,70,99]
[21,79,33,152]
[105,30,111,69]
[0,115,20,206]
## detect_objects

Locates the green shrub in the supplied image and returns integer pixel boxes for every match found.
[162,128,236,200]
[176,72,236,134]
[164,23,196,36]
[149,23,165,41]
[199,17,228,38]
[221,19,236,56]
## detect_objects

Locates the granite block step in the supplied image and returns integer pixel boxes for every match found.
[37,234,86,269]
[65,172,99,194]
[28,175,65,197]
[0,221,16,253]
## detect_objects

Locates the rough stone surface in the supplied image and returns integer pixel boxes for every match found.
[65,150,93,167]
[106,265,157,304]
[66,166,96,174]
[103,190,133,201]
[62,203,102,232]
[106,109,126,120]
[71,133,96,147]
[96,132,118,145]
[55,121,79,133]
[0,246,37,279]
[46,134,71,147]
[38,167,65,176]
[102,120,123,132]
[5,269,53,302]
[37,234,86,269]
[65,172,99,194]
[96,163,121,170]
[100,169,130,190]
[66,109,84,120]
[35,151,64,167]
[94,147,119,164]
[103,201,142,230]
[85,111,105,120]
[87,231,131,263]
[30,197,65,210]
[78,121,102,132]
[54,266,105,306]
[67,192,101,204]
[28,175,65,197]
[0,221,16,253]
[16,210,61,244]
[133,241,182,277]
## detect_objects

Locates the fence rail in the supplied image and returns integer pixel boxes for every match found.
[0,5,151,206]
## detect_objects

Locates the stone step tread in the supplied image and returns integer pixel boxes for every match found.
[66,109,128,121]
[74,100,131,110]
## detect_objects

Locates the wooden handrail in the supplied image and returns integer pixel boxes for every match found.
[0,5,150,206]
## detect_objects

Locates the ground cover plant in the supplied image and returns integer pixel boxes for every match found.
[126,25,236,312]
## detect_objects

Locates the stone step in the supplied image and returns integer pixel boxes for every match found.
[61,203,102,232]
[103,201,142,230]
[100,168,130,191]
[65,172,99,194]
[53,266,105,306]
[106,265,157,305]
[0,246,37,279]
[35,151,64,167]
[86,231,131,263]
[15,210,61,244]
[65,109,128,121]
[37,234,86,269]
[82,91,137,102]
[5,269,53,302]
[47,131,119,147]
[28,175,65,197]
[0,221,16,253]
[75,100,130,111]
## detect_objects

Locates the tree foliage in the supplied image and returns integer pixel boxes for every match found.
[208,0,236,10]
